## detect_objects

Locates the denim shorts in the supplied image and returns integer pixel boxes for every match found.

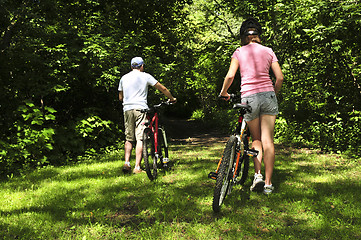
[241,91,279,122]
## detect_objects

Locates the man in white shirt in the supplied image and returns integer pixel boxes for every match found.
[118,57,176,174]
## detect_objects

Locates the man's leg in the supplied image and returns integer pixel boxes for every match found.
[134,140,143,169]
[122,140,133,173]
[123,110,135,173]
[133,111,146,173]
[124,140,133,164]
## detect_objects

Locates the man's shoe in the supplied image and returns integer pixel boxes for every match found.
[122,164,131,174]
[250,173,265,192]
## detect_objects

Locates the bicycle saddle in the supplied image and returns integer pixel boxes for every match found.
[233,103,252,112]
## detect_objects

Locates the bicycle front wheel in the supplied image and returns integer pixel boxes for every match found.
[143,128,157,180]
[212,135,238,213]
[158,127,169,169]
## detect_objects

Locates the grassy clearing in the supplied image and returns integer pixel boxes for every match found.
[1,139,361,239]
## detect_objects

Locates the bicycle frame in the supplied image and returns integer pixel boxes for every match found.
[144,103,169,158]
[232,111,250,179]
[147,112,160,154]
[142,101,173,181]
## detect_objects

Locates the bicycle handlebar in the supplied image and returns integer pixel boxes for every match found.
[153,100,175,109]
[219,93,252,112]
[141,100,174,113]
[218,93,241,102]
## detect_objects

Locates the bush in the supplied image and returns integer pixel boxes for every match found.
[0,101,123,176]
[275,111,361,156]
[50,114,121,165]
[0,101,56,175]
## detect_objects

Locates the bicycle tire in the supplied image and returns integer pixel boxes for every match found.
[212,135,238,213]
[237,137,250,185]
[143,128,157,180]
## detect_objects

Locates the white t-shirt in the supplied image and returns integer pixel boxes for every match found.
[118,70,158,111]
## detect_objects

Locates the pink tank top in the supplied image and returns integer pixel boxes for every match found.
[232,43,278,97]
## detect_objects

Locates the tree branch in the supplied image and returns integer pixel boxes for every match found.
[205,0,237,40]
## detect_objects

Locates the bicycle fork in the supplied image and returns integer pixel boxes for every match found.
[158,127,169,166]
[150,115,168,164]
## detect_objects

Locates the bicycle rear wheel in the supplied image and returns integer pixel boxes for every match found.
[143,128,158,180]
[212,135,238,213]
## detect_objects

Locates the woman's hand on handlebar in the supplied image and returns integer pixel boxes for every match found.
[168,98,177,104]
[218,92,230,101]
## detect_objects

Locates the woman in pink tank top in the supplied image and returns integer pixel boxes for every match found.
[220,18,284,195]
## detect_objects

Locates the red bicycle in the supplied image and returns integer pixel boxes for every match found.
[142,101,173,180]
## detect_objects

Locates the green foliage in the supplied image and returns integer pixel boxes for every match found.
[74,115,115,153]
[75,116,112,141]
[182,0,242,114]
[272,0,361,154]
[0,0,191,175]
[191,109,205,121]
[1,0,361,175]
[0,101,56,175]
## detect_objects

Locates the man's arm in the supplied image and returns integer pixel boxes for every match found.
[119,91,124,101]
[154,82,176,102]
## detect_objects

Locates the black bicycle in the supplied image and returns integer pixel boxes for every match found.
[209,94,258,213]
[142,101,172,181]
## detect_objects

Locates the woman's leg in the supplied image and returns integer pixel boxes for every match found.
[247,118,262,174]
[260,114,277,186]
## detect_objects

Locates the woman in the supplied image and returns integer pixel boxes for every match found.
[219,17,284,194]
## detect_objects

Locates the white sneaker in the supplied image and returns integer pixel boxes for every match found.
[250,173,265,192]
[263,184,274,195]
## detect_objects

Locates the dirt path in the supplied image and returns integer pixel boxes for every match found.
[166,119,228,146]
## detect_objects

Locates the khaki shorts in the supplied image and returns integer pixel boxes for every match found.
[242,91,279,122]
[124,109,147,142]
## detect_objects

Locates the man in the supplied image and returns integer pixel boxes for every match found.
[118,57,176,174]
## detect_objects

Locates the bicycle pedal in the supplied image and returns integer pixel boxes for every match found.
[246,149,259,157]
[162,158,169,164]
[208,171,218,180]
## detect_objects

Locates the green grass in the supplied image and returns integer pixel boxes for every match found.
[1,141,361,239]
